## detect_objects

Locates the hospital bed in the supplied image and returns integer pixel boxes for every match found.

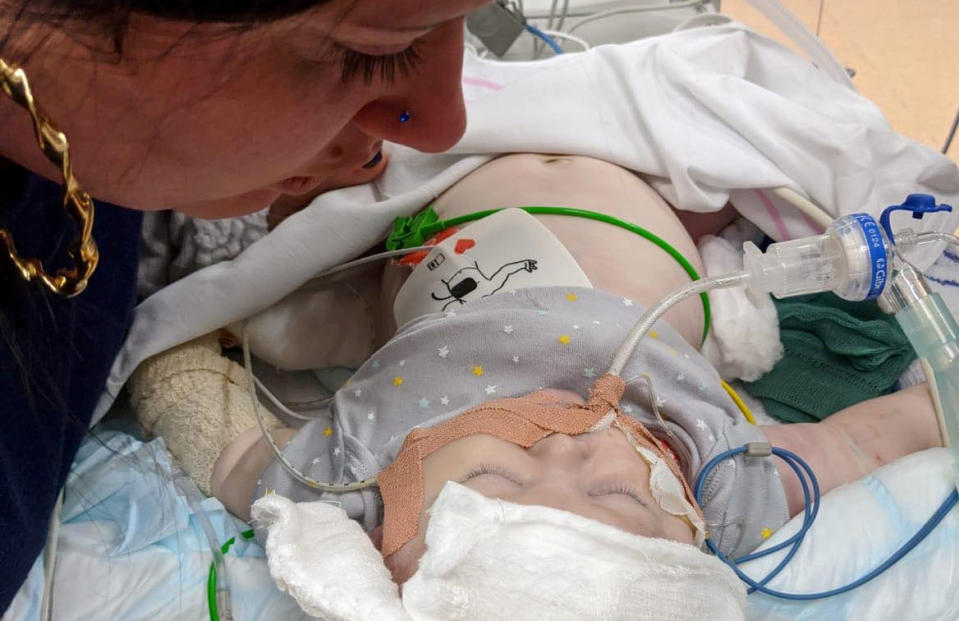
[6,2,959,619]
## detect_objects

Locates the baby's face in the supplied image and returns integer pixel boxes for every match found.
[385,391,696,583]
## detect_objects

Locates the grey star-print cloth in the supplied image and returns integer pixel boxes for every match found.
[255,286,788,557]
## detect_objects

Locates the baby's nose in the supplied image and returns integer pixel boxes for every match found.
[529,433,589,464]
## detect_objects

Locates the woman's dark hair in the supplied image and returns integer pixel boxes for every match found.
[20,0,331,23]
[7,0,340,55]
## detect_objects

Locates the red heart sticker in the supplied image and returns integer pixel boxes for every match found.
[454,238,475,254]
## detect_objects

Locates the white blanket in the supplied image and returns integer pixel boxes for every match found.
[95,22,959,421]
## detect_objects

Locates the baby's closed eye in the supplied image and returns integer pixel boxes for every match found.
[458,463,650,511]
[458,463,524,485]
[589,483,649,508]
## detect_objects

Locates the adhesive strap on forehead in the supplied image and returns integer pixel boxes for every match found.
[379,375,624,558]
[379,375,705,558]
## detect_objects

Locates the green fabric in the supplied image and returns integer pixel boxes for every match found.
[744,293,916,423]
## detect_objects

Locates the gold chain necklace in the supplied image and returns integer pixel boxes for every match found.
[1,57,98,297]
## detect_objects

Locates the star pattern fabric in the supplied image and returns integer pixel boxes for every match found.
[254,286,787,559]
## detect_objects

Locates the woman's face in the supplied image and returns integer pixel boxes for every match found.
[15,0,488,216]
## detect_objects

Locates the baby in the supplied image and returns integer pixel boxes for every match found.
[129,154,940,591]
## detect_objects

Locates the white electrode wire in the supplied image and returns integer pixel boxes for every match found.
[253,375,332,421]
[239,242,425,425]
[608,271,751,377]
[307,245,433,283]
[40,489,63,621]
[770,186,833,230]
[540,29,590,51]
[637,373,683,448]
[568,0,709,35]
[241,323,378,493]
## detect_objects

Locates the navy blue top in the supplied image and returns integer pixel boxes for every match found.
[0,166,141,613]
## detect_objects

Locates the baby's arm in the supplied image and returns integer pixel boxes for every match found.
[760,383,941,516]
[128,331,291,520]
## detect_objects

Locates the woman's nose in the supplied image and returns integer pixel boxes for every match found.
[351,19,468,153]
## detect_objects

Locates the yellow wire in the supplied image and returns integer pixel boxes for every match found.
[720,380,757,425]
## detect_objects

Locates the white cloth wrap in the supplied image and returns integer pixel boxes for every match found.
[251,494,409,621]
[698,229,783,381]
[252,482,746,621]
[404,482,745,621]
[95,23,959,421]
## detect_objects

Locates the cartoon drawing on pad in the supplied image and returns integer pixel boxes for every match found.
[430,258,538,309]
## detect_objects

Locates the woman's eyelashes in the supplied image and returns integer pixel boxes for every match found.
[334,43,423,85]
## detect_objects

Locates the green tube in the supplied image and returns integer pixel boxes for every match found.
[208,529,255,621]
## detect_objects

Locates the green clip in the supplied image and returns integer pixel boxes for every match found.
[385,206,441,250]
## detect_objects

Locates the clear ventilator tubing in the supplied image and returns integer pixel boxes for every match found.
[890,230,959,255]
[891,291,959,490]
[915,231,959,253]
[608,272,750,377]
[174,470,233,620]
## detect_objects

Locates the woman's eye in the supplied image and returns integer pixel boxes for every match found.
[335,44,422,85]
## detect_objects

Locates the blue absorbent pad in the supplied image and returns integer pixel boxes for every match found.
[4,430,310,621]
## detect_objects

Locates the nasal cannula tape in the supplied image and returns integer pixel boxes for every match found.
[239,195,959,602]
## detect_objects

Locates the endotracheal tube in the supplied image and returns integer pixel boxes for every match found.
[609,211,901,376]
[608,199,959,494]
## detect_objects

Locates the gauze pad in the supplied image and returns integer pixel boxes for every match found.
[252,484,744,621]
[402,482,745,621]
[617,422,706,546]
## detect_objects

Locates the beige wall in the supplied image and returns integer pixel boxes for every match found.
[722,0,959,166]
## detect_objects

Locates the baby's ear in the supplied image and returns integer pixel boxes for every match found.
[371,525,384,551]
